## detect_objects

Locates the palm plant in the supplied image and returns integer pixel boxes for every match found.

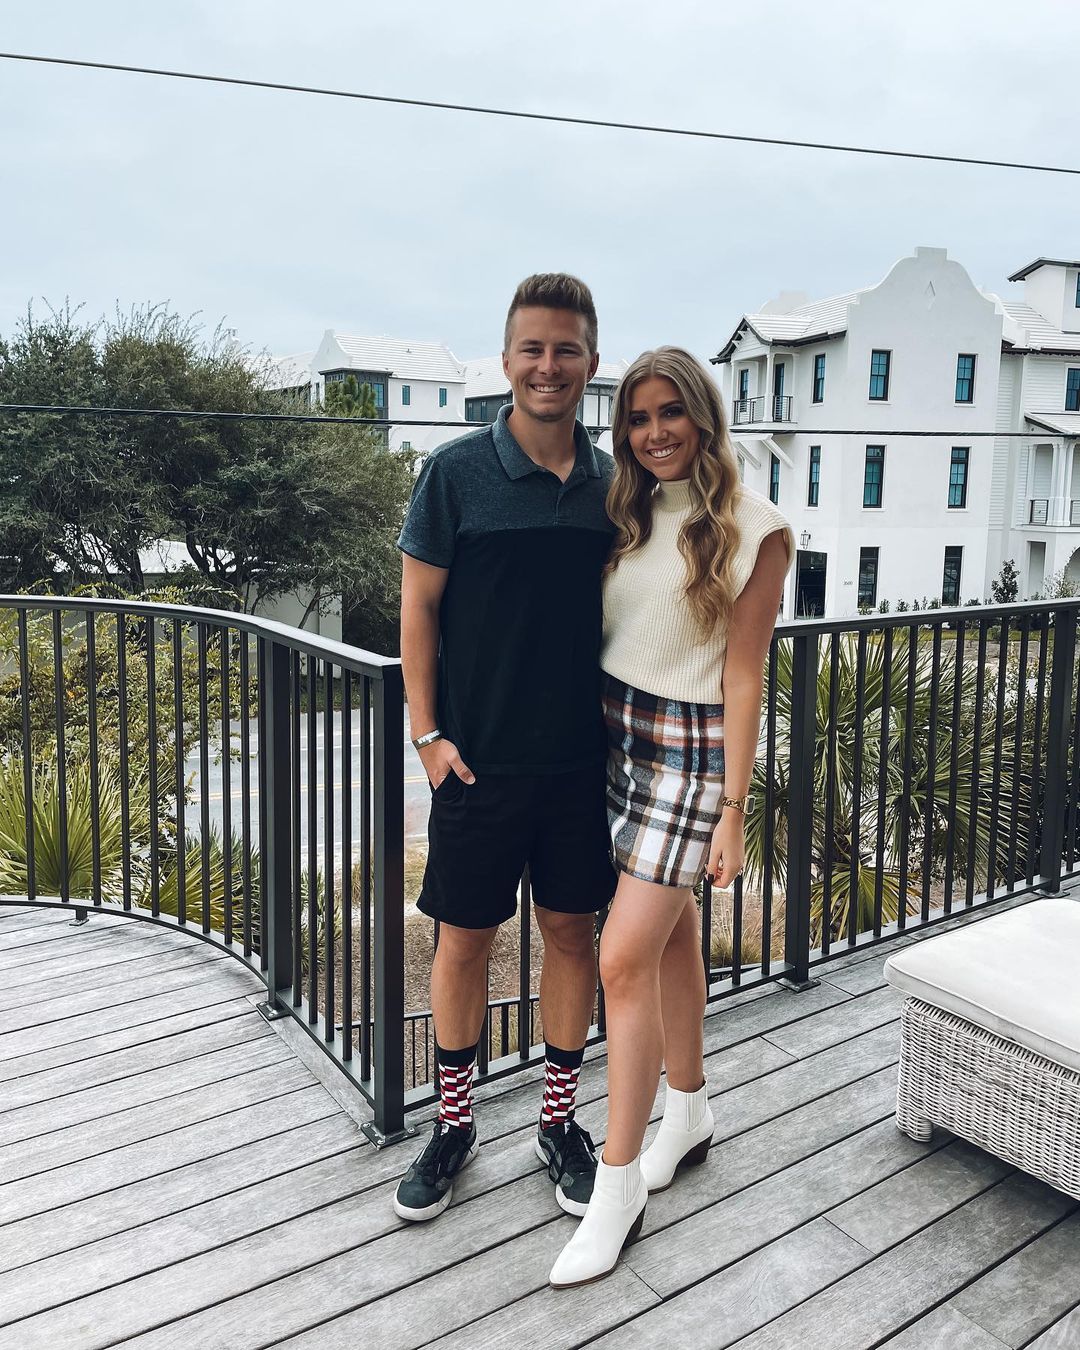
[743,629,1031,946]
[0,753,150,897]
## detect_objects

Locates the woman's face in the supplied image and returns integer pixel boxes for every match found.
[626,375,702,482]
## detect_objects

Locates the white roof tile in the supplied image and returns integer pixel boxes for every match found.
[716,288,868,361]
[1025,412,1080,436]
[323,335,467,384]
[264,351,315,389]
[1000,302,1080,353]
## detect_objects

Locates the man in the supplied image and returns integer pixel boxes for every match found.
[393,273,616,1222]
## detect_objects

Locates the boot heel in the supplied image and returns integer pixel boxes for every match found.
[623,1204,646,1250]
[683,1136,712,1167]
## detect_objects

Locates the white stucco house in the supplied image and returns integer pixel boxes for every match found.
[462,356,628,452]
[713,247,1080,618]
[266,333,469,456]
[996,260,1080,597]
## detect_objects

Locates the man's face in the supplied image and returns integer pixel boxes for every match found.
[503,307,599,425]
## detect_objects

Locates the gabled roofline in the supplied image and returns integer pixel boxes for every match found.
[1007,258,1080,282]
[711,323,845,365]
[1001,341,1080,358]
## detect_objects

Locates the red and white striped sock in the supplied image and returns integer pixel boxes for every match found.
[436,1042,477,1131]
[540,1042,585,1128]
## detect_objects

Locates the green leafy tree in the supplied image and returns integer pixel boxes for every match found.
[991,559,1019,606]
[324,375,378,420]
[0,304,415,653]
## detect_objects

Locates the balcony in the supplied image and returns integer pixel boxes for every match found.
[3,595,1080,1345]
[1026,498,1080,527]
[732,394,795,426]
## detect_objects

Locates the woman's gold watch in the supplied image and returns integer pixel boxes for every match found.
[720,795,755,815]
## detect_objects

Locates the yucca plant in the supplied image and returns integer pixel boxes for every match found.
[0,753,150,898]
[744,629,1032,945]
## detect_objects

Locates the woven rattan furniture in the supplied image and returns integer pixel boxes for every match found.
[883,898,1080,1202]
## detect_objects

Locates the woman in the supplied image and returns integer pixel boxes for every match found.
[549,347,794,1287]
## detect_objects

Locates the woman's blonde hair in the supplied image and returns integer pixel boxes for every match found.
[606,346,742,637]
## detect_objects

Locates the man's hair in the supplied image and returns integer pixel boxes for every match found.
[503,273,598,355]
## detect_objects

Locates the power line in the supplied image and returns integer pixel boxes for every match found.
[2,50,1078,179]
[0,403,478,428]
[0,402,1067,437]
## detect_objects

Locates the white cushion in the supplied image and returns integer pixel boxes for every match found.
[883,899,1080,1074]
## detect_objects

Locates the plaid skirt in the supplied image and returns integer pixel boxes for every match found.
[602,673,726,889]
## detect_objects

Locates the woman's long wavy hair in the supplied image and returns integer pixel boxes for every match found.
[606,346,742,637]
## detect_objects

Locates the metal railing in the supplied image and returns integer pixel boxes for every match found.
[0,595,406,1143]
[4,595,1080,1143]
[732,395,795,425]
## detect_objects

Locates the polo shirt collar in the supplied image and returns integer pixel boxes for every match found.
[493,404,601,481]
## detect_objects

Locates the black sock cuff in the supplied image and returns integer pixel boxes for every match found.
[436,1041,479,1069]
[544,1041,585,1070]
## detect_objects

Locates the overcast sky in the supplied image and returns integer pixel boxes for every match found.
[2,0,1078,372]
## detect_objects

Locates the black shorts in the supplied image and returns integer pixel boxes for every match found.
[417,762,616,930]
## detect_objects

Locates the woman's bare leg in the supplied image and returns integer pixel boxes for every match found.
[658,895,707,1092]
[599,873,693,1165]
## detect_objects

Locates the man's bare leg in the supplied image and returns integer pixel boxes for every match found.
[430,920,499,1051]
[534,907,599,1051]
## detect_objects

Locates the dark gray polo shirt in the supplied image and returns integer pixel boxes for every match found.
[398,405,616,774]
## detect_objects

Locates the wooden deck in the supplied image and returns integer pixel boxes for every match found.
[1,897,1078,1350]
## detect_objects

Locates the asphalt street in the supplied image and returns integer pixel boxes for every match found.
[182,710,431,861]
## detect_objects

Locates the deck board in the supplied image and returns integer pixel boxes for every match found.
[0,896,1075,1350]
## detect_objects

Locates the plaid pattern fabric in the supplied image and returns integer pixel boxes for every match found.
[603,673,725,889]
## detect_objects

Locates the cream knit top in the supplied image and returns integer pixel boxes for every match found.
[601,481,796,703]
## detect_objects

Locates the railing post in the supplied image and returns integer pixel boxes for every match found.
[364,663,411,1146]
[780,631,820,990]
[1038,606,1077,895]
[258,640,294,1019]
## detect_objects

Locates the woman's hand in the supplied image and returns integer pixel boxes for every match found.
[706,809,745,889]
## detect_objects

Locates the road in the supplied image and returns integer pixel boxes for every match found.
[182,710,431,861]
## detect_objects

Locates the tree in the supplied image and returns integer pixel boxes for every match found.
[324,375,378,420]
[991,559,1019,606]
[0,304,415,653]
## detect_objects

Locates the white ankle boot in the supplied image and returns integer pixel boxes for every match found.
[548,1154,647,1288]
[639,1078,714,1192]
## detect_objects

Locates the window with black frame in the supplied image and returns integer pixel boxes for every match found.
[808,445,821,506]
[869,349,891,400]
[858,546,879,607]
[955,354,976,403]
[942,545,963,605]
[863,444,884,507]
[812,353,826,403]
[948,446,969,508]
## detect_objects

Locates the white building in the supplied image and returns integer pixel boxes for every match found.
[713,247,1080,617]
[996,260,1080,596]
[462,357,628,451]
[267,333,469,456]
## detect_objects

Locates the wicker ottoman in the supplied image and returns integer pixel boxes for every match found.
[883,898,1080,1201]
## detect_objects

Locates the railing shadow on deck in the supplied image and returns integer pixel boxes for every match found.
[3,594,1079,1144]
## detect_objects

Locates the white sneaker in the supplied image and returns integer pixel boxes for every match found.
[548,1154,647,1288]
[639,1078,714,1193]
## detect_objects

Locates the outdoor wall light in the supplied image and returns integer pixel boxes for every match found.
[800,531,811,549]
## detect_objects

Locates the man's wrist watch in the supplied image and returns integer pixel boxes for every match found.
[412,729,443,750]
[720,794,755,815]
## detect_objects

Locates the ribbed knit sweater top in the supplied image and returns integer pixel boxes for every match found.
[601,480,796,703]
